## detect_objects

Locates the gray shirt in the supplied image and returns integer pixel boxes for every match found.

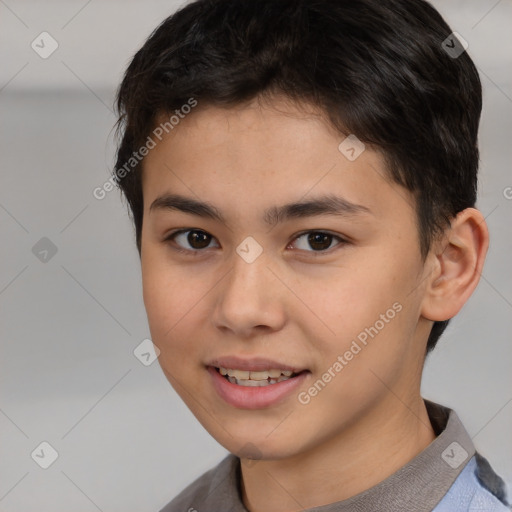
[159,400,510,511]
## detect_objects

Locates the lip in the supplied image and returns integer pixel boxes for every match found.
[206,355,307,373]
[207,365,310,409]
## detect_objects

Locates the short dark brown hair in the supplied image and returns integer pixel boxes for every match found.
[113,0,482,352]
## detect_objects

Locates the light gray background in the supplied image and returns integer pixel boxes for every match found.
[1,1,511,511]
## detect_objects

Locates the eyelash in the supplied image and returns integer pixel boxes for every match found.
[163,229,348,256]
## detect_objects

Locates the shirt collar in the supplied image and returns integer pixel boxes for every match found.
[201,400,475,512]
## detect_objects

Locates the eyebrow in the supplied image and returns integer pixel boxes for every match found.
[149,193,372,226]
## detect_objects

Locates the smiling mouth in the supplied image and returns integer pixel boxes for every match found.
[214,366,307,387]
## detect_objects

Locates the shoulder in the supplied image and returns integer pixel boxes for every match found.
[433,453,511,512]
[158,454,242,512]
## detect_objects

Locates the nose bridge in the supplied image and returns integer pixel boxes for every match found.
[231,246,268,292]
[212,244,286,333]
[224,247,272,309]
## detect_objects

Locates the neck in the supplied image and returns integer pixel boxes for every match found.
[240,395,436,512]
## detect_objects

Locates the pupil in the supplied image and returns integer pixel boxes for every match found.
[189,230,210,249]
[308,232,332,251]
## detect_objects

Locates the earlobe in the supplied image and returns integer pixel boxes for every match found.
[421,208,489,322]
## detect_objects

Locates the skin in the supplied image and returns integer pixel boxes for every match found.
[140,95,488,511]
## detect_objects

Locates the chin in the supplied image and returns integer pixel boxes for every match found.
[211,422,307,461]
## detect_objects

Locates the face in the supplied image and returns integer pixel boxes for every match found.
[140,96,433,461]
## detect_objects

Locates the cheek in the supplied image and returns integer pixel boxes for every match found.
[311,264,397,327]
[141,251,196,343]
[309,253,421,358]
[142,268,205,382]
[140,249,219,373]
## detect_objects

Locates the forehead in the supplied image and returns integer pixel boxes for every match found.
[147,96,341,172]
[141,97,415,225]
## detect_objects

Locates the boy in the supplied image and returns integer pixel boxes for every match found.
[112,0,510,510]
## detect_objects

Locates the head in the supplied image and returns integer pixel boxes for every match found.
[113,0,488,459]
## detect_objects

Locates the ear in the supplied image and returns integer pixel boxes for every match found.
[421,208,489,321]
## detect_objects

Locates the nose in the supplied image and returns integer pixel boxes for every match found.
[211,249,287,337]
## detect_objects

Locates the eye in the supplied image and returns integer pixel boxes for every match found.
[289,231,347,254]
[165,229,219,254]
[164,229,347,255]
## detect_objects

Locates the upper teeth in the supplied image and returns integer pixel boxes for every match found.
[219,367,293,380]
